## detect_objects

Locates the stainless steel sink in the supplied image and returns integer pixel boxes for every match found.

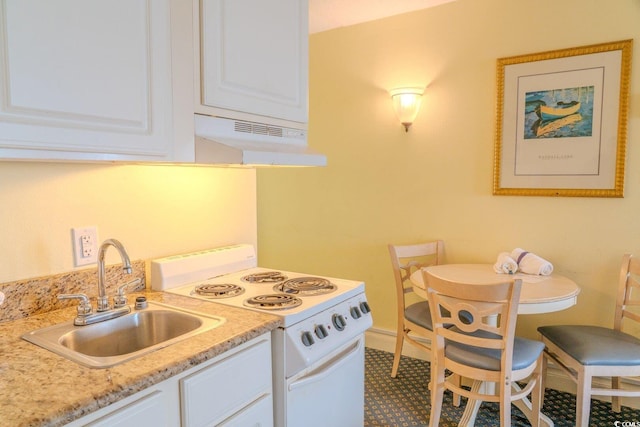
[22,302,226,368]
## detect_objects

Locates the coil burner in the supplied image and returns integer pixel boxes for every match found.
[193,283,245,299]
[241,271,288,283]
[243,294,302,310]
[273,277,337,296]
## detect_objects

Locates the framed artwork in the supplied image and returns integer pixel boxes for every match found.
[493,40,633,197]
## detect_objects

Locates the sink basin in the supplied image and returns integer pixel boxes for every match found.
[22,302,226,368]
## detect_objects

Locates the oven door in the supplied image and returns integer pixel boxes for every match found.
[285,336,365,427]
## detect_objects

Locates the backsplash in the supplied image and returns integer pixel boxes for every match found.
[0,261,145,323]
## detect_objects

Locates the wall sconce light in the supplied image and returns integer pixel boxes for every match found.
[389,87,424,132]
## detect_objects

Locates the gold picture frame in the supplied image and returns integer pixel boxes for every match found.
[493,40,632,197]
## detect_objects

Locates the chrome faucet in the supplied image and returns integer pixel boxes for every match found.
[58,238,140,325]
[97,238,132,312]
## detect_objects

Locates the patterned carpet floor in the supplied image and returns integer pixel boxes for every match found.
[365,347,640,426]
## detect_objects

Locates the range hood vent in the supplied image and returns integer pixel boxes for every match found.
[234,121,283,137]
[194,114,327,167]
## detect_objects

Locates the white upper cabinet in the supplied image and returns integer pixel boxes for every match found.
[195,0,309,128]
[0,0,194,162]
[0,0,310,163]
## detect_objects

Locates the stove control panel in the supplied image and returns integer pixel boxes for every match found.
[283,293,373,373]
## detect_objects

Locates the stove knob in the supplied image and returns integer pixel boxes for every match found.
[315,324,329,339]
[350,306,362,319]
[359,301,371,314]
[332,313,347,331]
[301,331,315,347]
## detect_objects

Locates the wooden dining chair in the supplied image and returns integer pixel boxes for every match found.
[424,270,545,427]
[388,241,444,378]
[538,253,640,427]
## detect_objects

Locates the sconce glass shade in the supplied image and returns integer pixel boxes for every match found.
[389,87,424,132]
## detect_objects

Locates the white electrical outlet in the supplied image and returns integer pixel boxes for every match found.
[72,226,98,266]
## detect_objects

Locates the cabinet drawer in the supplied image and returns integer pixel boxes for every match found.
[181,337,272,427]
[84,390,171,427]
[218,393,273,427]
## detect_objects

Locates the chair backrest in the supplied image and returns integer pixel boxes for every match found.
[423,270,522,374]
[388,241,444,308]
[615,254,640,332]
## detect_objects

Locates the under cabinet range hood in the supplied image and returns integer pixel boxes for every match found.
[194,115,327,167]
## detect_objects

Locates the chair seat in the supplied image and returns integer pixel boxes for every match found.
[404,302,459,331]
[446,330,545,371]
[538,325,640,366]
[405,301,433,330]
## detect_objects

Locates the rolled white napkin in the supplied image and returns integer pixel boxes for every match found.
[493,252,518,274]
[511,247,553,276]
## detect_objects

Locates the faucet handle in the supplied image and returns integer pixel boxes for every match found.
[58,293,93,316]
[113,278,143,308]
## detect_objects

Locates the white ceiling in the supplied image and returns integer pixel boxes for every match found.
[309,0,456,34]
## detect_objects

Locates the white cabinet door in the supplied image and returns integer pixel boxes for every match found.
[64,387,180,427]
[180,335,273,427]
[0,0,194,161]
[217,394,273,427]
[196,0,308,128]
[84,390,174,427]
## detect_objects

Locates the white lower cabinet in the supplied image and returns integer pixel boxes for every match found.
[64,383,178,427]
[65,333,273,427]
[217,394,273,427]
[83,390,176,427]
[181,334,273,426]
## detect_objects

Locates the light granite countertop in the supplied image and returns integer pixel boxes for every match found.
[0,291,282,427]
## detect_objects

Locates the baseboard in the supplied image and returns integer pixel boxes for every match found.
[365,327,431,361]
[365,327,640,410]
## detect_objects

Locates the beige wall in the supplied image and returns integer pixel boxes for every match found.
[0,162,257,284]
[257,0,640,339]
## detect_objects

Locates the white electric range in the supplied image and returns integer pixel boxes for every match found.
[150,244,372,427]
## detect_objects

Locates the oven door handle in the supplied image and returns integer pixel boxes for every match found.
[288,338,363,391]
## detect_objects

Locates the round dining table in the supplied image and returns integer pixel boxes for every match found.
[410,264,581,427]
